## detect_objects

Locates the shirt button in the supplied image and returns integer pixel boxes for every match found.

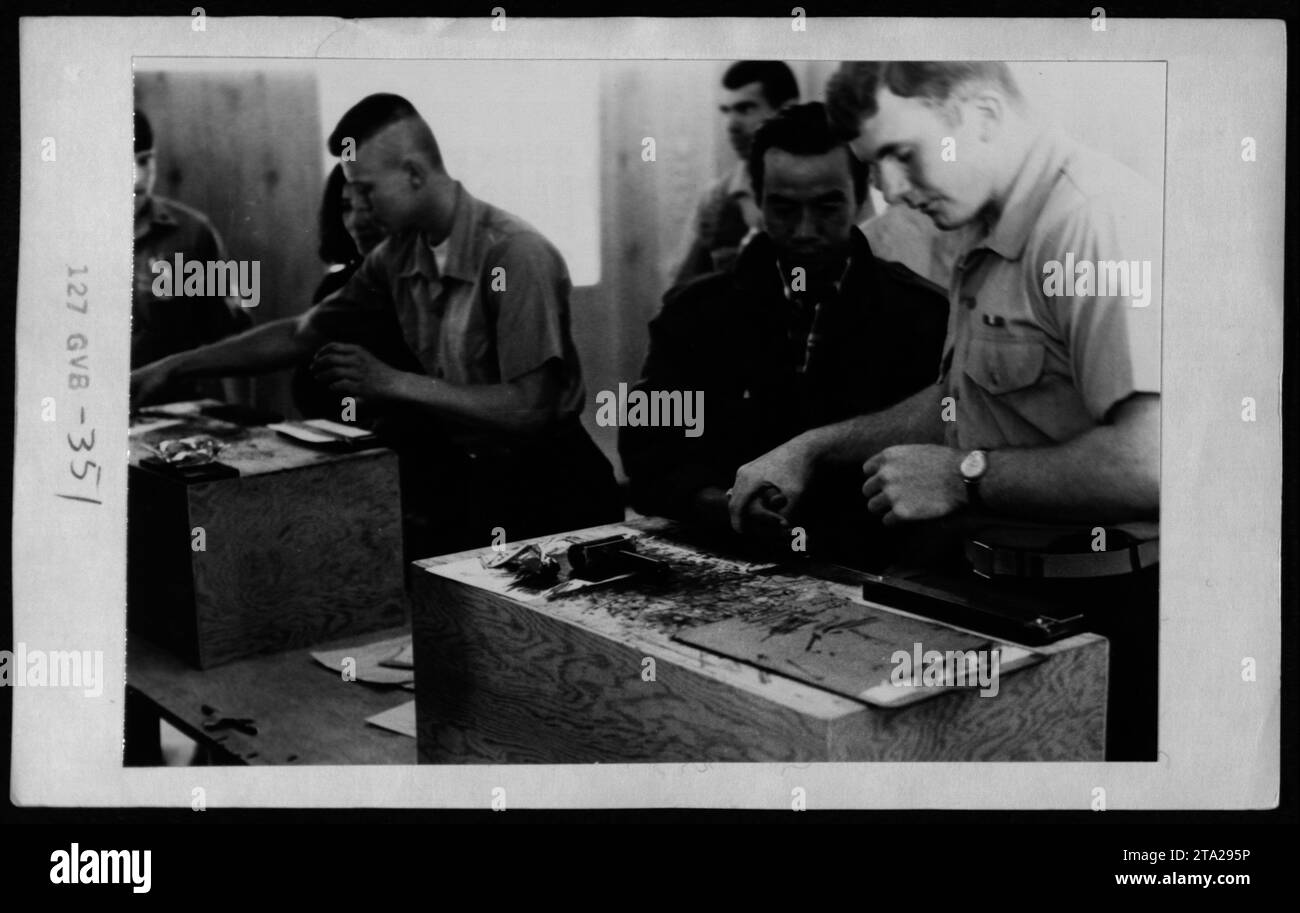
[962,296,976,310]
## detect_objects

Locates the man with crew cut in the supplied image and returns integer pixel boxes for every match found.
[729,62,1162,759]
[132,93,623,556]
[671,60,801,286]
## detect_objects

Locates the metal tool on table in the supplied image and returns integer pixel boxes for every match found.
[567,534,668,581]
[859,573,1085,646]
[137,435,241,481]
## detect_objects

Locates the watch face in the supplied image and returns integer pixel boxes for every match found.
[961,449,988,480]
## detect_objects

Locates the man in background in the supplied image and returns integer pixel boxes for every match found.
[623,102,948,560]
[670,60,800,286]
[132,108,249,405]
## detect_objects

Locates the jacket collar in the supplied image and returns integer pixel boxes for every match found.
[734,226,876,297]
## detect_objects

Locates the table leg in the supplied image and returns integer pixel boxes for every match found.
[124,686,164,766]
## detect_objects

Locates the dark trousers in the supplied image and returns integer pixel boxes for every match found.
[811,513,1158,761]
[951,564,1158,761]
[378,414,625,561]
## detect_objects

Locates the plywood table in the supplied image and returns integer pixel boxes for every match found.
[410,520,1108,763]
[126,626,415,765]
[127,410,407,668]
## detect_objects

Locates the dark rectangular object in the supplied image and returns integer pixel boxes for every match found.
[860,573,1086,646]
[137,456,241,482]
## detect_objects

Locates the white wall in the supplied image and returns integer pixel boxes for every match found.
[315,59,601,286]
[1009,61,1165,184]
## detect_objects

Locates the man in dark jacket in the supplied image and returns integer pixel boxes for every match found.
[621,102,948,561]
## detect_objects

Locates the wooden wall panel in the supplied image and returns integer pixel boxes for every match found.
[134,70,324,418]
[573,62,727,478]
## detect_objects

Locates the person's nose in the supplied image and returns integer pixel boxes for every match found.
[877,159,912,206]
[795,206,818,239]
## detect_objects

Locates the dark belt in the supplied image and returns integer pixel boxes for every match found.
[965,536,1159,579]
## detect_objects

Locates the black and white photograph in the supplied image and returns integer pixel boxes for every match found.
[7,13,1284,837]
[120,56,1164,766]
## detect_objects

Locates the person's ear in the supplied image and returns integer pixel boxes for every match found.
[402,156,425,190]
[940,98,966,131]
[968,90,1006,143]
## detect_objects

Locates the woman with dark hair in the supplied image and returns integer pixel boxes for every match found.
[315,162,385,299]
[292,163,402,418]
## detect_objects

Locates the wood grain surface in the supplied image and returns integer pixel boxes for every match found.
[128,626,415,766]
[128,441,408,668]
[827,635,1107,761]
[411,521,1108,763]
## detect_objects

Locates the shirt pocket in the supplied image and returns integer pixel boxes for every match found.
[963,332,1046,395]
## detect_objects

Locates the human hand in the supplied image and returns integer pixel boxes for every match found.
[311,343,404,401]
[861,444,966,526]
[728,439,816,535]
[129,359,175,409]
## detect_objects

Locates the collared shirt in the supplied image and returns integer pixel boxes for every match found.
[776,255,854,375]
[941,129,1161,452]
[940,130,1162,544]
[132,195,246,401]
[671,161,764,286]
[309,182,586,426]
[860,202,973,290]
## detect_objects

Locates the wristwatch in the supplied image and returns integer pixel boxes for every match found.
[959,449,989,510]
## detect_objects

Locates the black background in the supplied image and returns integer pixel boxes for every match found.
[0,0,1293,895]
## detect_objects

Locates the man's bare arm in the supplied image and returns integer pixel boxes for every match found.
[978,393,1159,521]
[800,383,947,468]
[131,311,325,405]
[174,313,321,378]
[728,384,944,533]
[862,393,1160,525]
[385,361,563,435]
[310,342,566,436]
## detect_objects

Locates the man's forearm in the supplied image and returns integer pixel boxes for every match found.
[981,405,1160,523]
[802,384,945,468]
[387,371,557,435]
[165,315,315,380]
